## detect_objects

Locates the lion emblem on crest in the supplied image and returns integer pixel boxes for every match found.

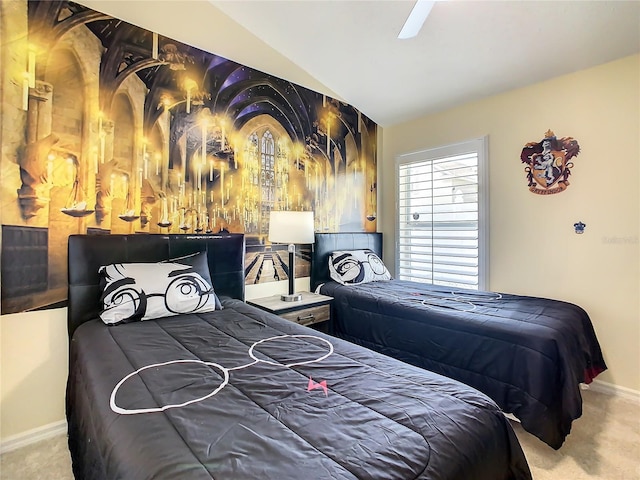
[520,130,580,194]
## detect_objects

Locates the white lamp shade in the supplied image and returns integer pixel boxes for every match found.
[268,211,315,244]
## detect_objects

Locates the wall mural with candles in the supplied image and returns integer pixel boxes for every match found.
[0,0,377,314]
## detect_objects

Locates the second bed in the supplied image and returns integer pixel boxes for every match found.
[311,232,607,449]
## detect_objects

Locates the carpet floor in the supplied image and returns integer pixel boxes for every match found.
[1,388,638,479]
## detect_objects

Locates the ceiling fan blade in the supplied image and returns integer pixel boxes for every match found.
[398,0,435,39]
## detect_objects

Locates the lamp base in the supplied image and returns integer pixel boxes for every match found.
[280,293,302,302]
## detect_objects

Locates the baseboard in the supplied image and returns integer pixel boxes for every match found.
[0,420,67,455]
[584,379,640,404]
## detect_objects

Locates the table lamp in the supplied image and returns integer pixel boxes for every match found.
[268,210,315,302]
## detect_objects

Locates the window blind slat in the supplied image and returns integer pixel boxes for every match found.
[397,140,485,290]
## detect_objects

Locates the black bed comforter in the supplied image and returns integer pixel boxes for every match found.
[67,298,531,480]
[319,280,607,450]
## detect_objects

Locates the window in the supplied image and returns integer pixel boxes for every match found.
[259,130,275,233]
[243,130,279,234]
[260,130,275,201]
[396,137,488,289]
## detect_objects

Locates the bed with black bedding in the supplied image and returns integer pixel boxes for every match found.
[310,232,607,450]
[66,233,531,480]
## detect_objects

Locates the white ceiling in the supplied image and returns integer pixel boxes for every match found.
[82,0,640,127]
[211,0,640,127]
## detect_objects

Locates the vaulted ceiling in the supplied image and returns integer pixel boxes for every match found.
[77,0,640,127]
[30,0,369,146]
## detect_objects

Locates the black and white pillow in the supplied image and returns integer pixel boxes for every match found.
[328,249,392,285]
[98,251,221,326]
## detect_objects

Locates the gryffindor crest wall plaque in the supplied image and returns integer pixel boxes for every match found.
[520,130,580,194]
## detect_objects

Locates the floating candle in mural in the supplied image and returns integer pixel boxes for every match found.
[177,173,184,205]
[92,146,98,174]
[201,121,207,166]
[184,78,197,114]
[326,122,330,157]
[152,32,158,60]
[27,45,36,89]
[66,156,74,180]
[98,112,105,165]
[157,196,172,228]
[179,208,187,230]
[22,73,29,111]
[47,153,54,185]
[220,162,224,202]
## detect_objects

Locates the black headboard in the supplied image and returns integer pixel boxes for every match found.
[310,232,383,292]
[67,234,245,338]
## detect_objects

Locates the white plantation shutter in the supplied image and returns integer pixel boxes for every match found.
[396,137,488,290]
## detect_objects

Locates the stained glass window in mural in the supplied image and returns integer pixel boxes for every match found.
[259,130,275,234]
[248,133,259,187]
[261,131,275,202]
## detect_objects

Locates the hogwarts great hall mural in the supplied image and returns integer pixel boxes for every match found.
[0,1,378,314]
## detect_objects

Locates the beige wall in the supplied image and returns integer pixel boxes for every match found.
[381,54,640,392]
[1,309,69,440]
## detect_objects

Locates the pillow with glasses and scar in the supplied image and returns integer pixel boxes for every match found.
[98,251,221,325]
[328,249,392,285]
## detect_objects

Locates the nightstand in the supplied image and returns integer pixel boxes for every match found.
[247,291,333,330]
